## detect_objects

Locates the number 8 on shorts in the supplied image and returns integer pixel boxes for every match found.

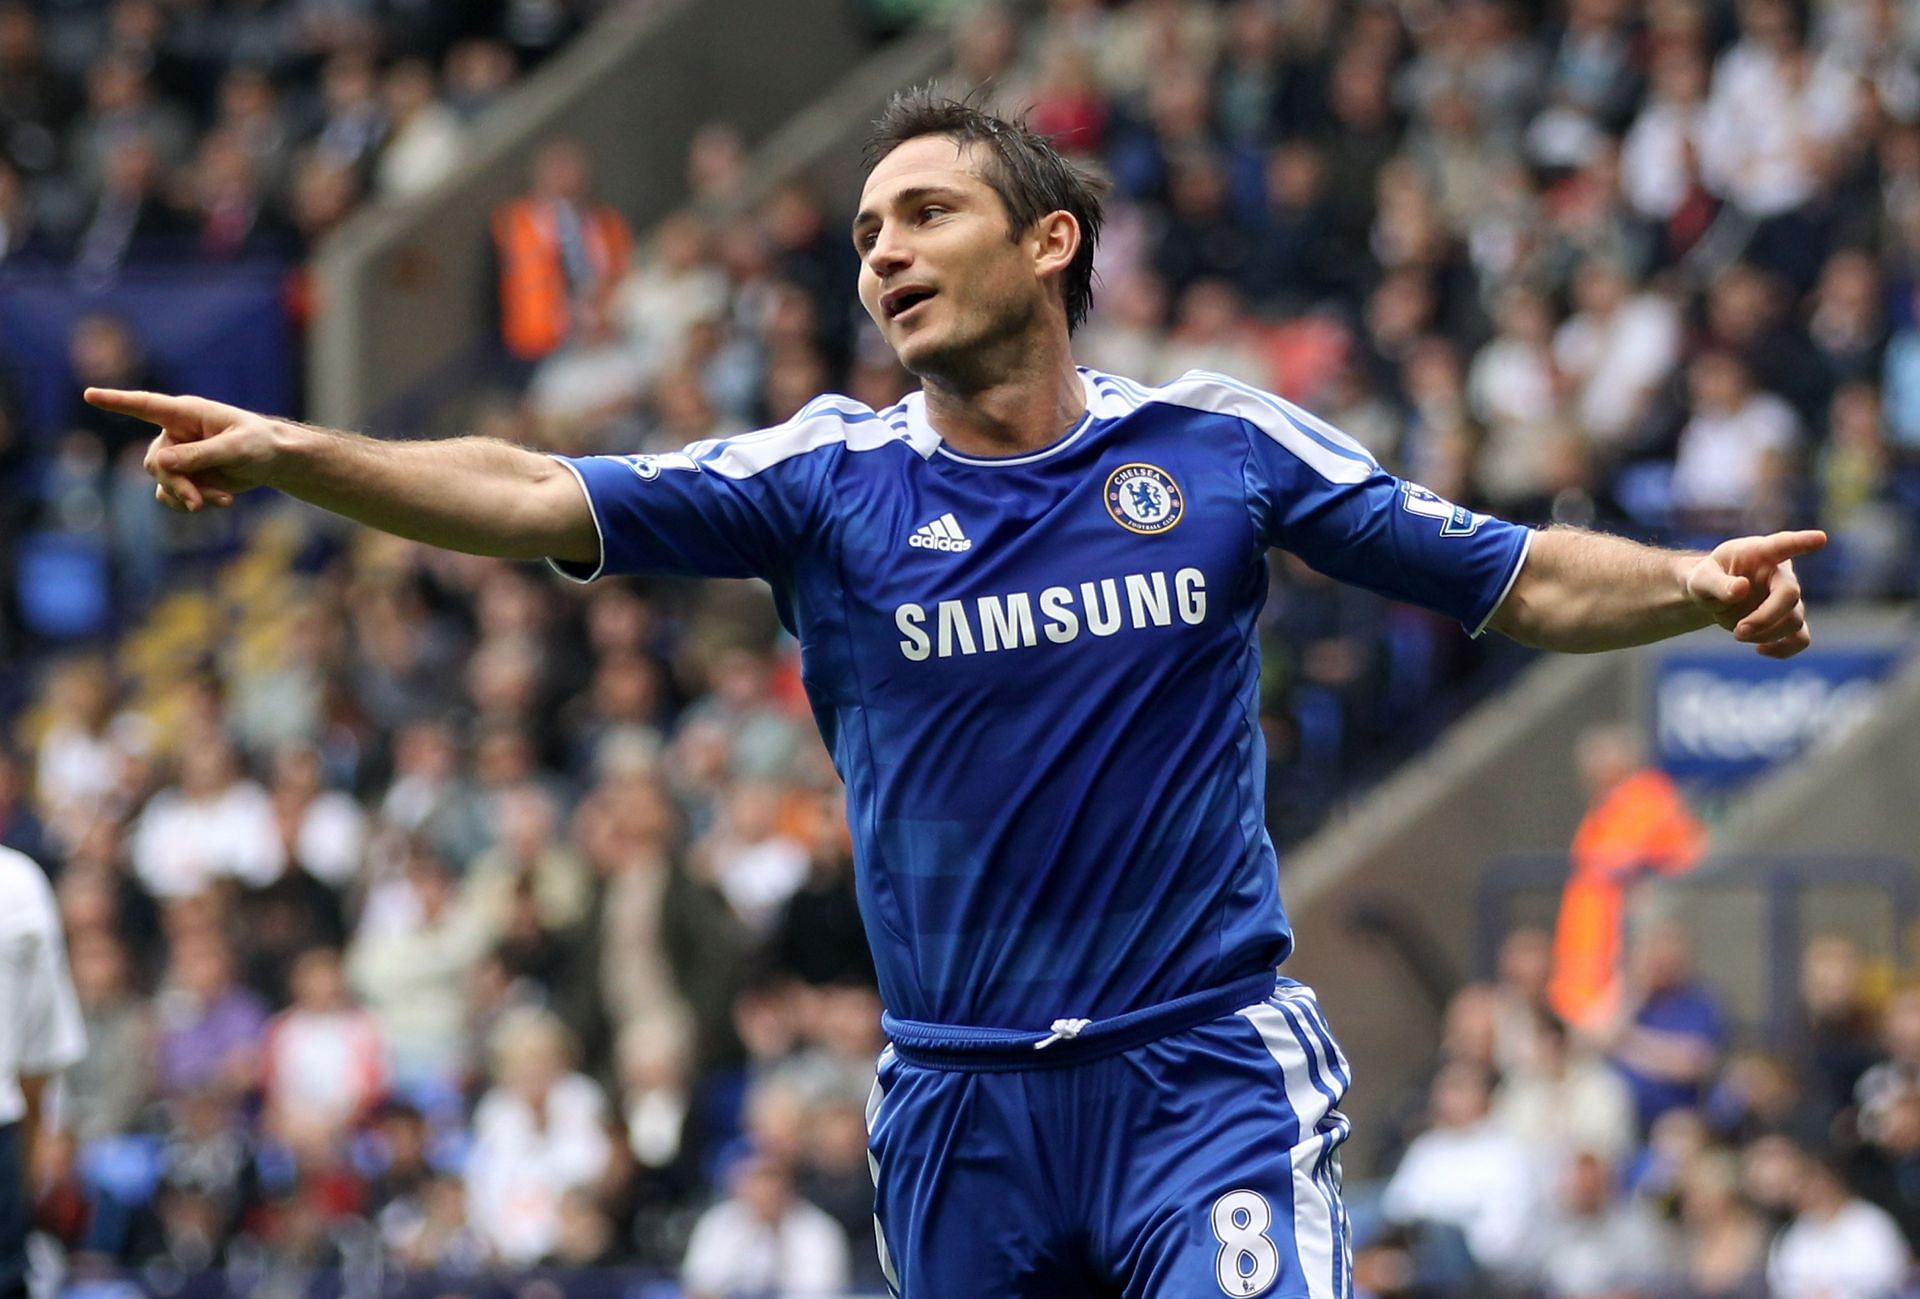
[1211,1189,1281,1295]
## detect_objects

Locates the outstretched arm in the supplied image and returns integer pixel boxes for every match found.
[83,388,598,564]
[1487,526,1825,657]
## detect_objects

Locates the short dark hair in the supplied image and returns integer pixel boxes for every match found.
[863,88,1107,333]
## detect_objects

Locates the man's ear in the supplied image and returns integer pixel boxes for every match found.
[1030,210,1080,283]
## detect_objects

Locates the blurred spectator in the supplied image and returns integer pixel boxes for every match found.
[1493,1014,1637,1171]
[1820,381,1911,598]
[1154,155,1255,298]
[1527,1149,1676,1297]
[1077,270,1170,382]
[66,53,192,196]
[261,947,383,1145]
[72,131,183,276]
[130,728,283,901]
[1600,921,1728,1132]
[492,138,634,363]
[1808,250,1891,400]
[771,791,872,990]
[1553,256,1682,458]
[67,312,167,464]
[1468,284,1572,516]
[1767,1144,1911,1299]
[0,158,50,264]
[1670,348,1803,529]
[388,1173,490,1271]
[151,1088,255,1267]
[1796,933,1881,1120]
[549,1186,619,1268]
[1701,0,1857,289]
[443,38,519,122]
[152,927,268,1102]
[65,928,150,1144]
[695,781,809,940]
[797,1096,886,1291]
[346,841,489,1089]
[679,1153,851,1299]
[1675,1149,1771,1298]
[461,783,591,943]
[1160,279,1269,386]
[211,66,293,199]
[525,298,649,452]
[1856,985,1920,1147]
[611,210,730,382]
[463,1007,612,1266]
[1621,43,1719,265]
[364,1099,434,1246]
[311,49,387,180]
[1549,724,1705,1030]
[1708,1049,1827,1146]
[268,741,365,892]
[583,770,699,1057]
[183,127,292,261]
[0,4,77,194]
[1380,1060,1541,1278]
[369,718,484,873]
[616,1018,705,1265]
[684,122,748,214]
[375,58,462,200]
[771,984,884,1110]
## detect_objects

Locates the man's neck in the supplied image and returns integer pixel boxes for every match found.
[919,337,1086,459]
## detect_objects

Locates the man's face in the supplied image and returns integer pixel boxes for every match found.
[853,135,1052,377]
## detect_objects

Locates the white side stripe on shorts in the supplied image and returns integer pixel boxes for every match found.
[1239,997,1352,1299]
[865,1048,901,1297]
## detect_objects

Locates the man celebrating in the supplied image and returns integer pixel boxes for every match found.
[88,92,1818,1298]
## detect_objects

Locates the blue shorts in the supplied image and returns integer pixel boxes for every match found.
[865,975,1353,1299]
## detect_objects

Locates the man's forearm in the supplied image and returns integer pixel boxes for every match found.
[1489,527,1712,652]
[268,422,596,562]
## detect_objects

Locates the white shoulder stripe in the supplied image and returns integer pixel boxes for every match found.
[1166,370,1377,485]
[1083,367,1378,486]
[674,400,915,479]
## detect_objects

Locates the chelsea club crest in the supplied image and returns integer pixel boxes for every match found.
[1105,463,1185,535]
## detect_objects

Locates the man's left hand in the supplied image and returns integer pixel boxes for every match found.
[1682,530,1827,659]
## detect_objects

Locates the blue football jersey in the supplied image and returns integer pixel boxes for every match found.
[551,368,1531,1029]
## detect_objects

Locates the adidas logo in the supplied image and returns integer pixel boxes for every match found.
[908,512,973,552]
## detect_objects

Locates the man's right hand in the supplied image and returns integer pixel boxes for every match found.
[83,387,288,512]
[82,387,596,563]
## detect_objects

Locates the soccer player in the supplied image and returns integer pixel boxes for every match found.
[89,92,1820,1298]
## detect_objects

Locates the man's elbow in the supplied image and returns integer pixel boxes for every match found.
[1486,578,1608,653]
[518,459,597,564]
[1485,581,1552,649]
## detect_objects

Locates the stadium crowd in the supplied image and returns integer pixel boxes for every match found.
[1366,920,1920,1299]
[0,0,592,273]
[4,0,1920,1294]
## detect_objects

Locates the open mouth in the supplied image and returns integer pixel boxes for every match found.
[882,286,937,320]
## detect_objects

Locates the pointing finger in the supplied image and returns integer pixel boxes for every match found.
[1743,530,1828,566]
[83,387,205,427]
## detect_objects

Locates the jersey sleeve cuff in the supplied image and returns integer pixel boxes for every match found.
[544,456,607,584]
[1470,526,1533,639]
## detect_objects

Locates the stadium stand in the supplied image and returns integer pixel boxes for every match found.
[2,0,1920,1295]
